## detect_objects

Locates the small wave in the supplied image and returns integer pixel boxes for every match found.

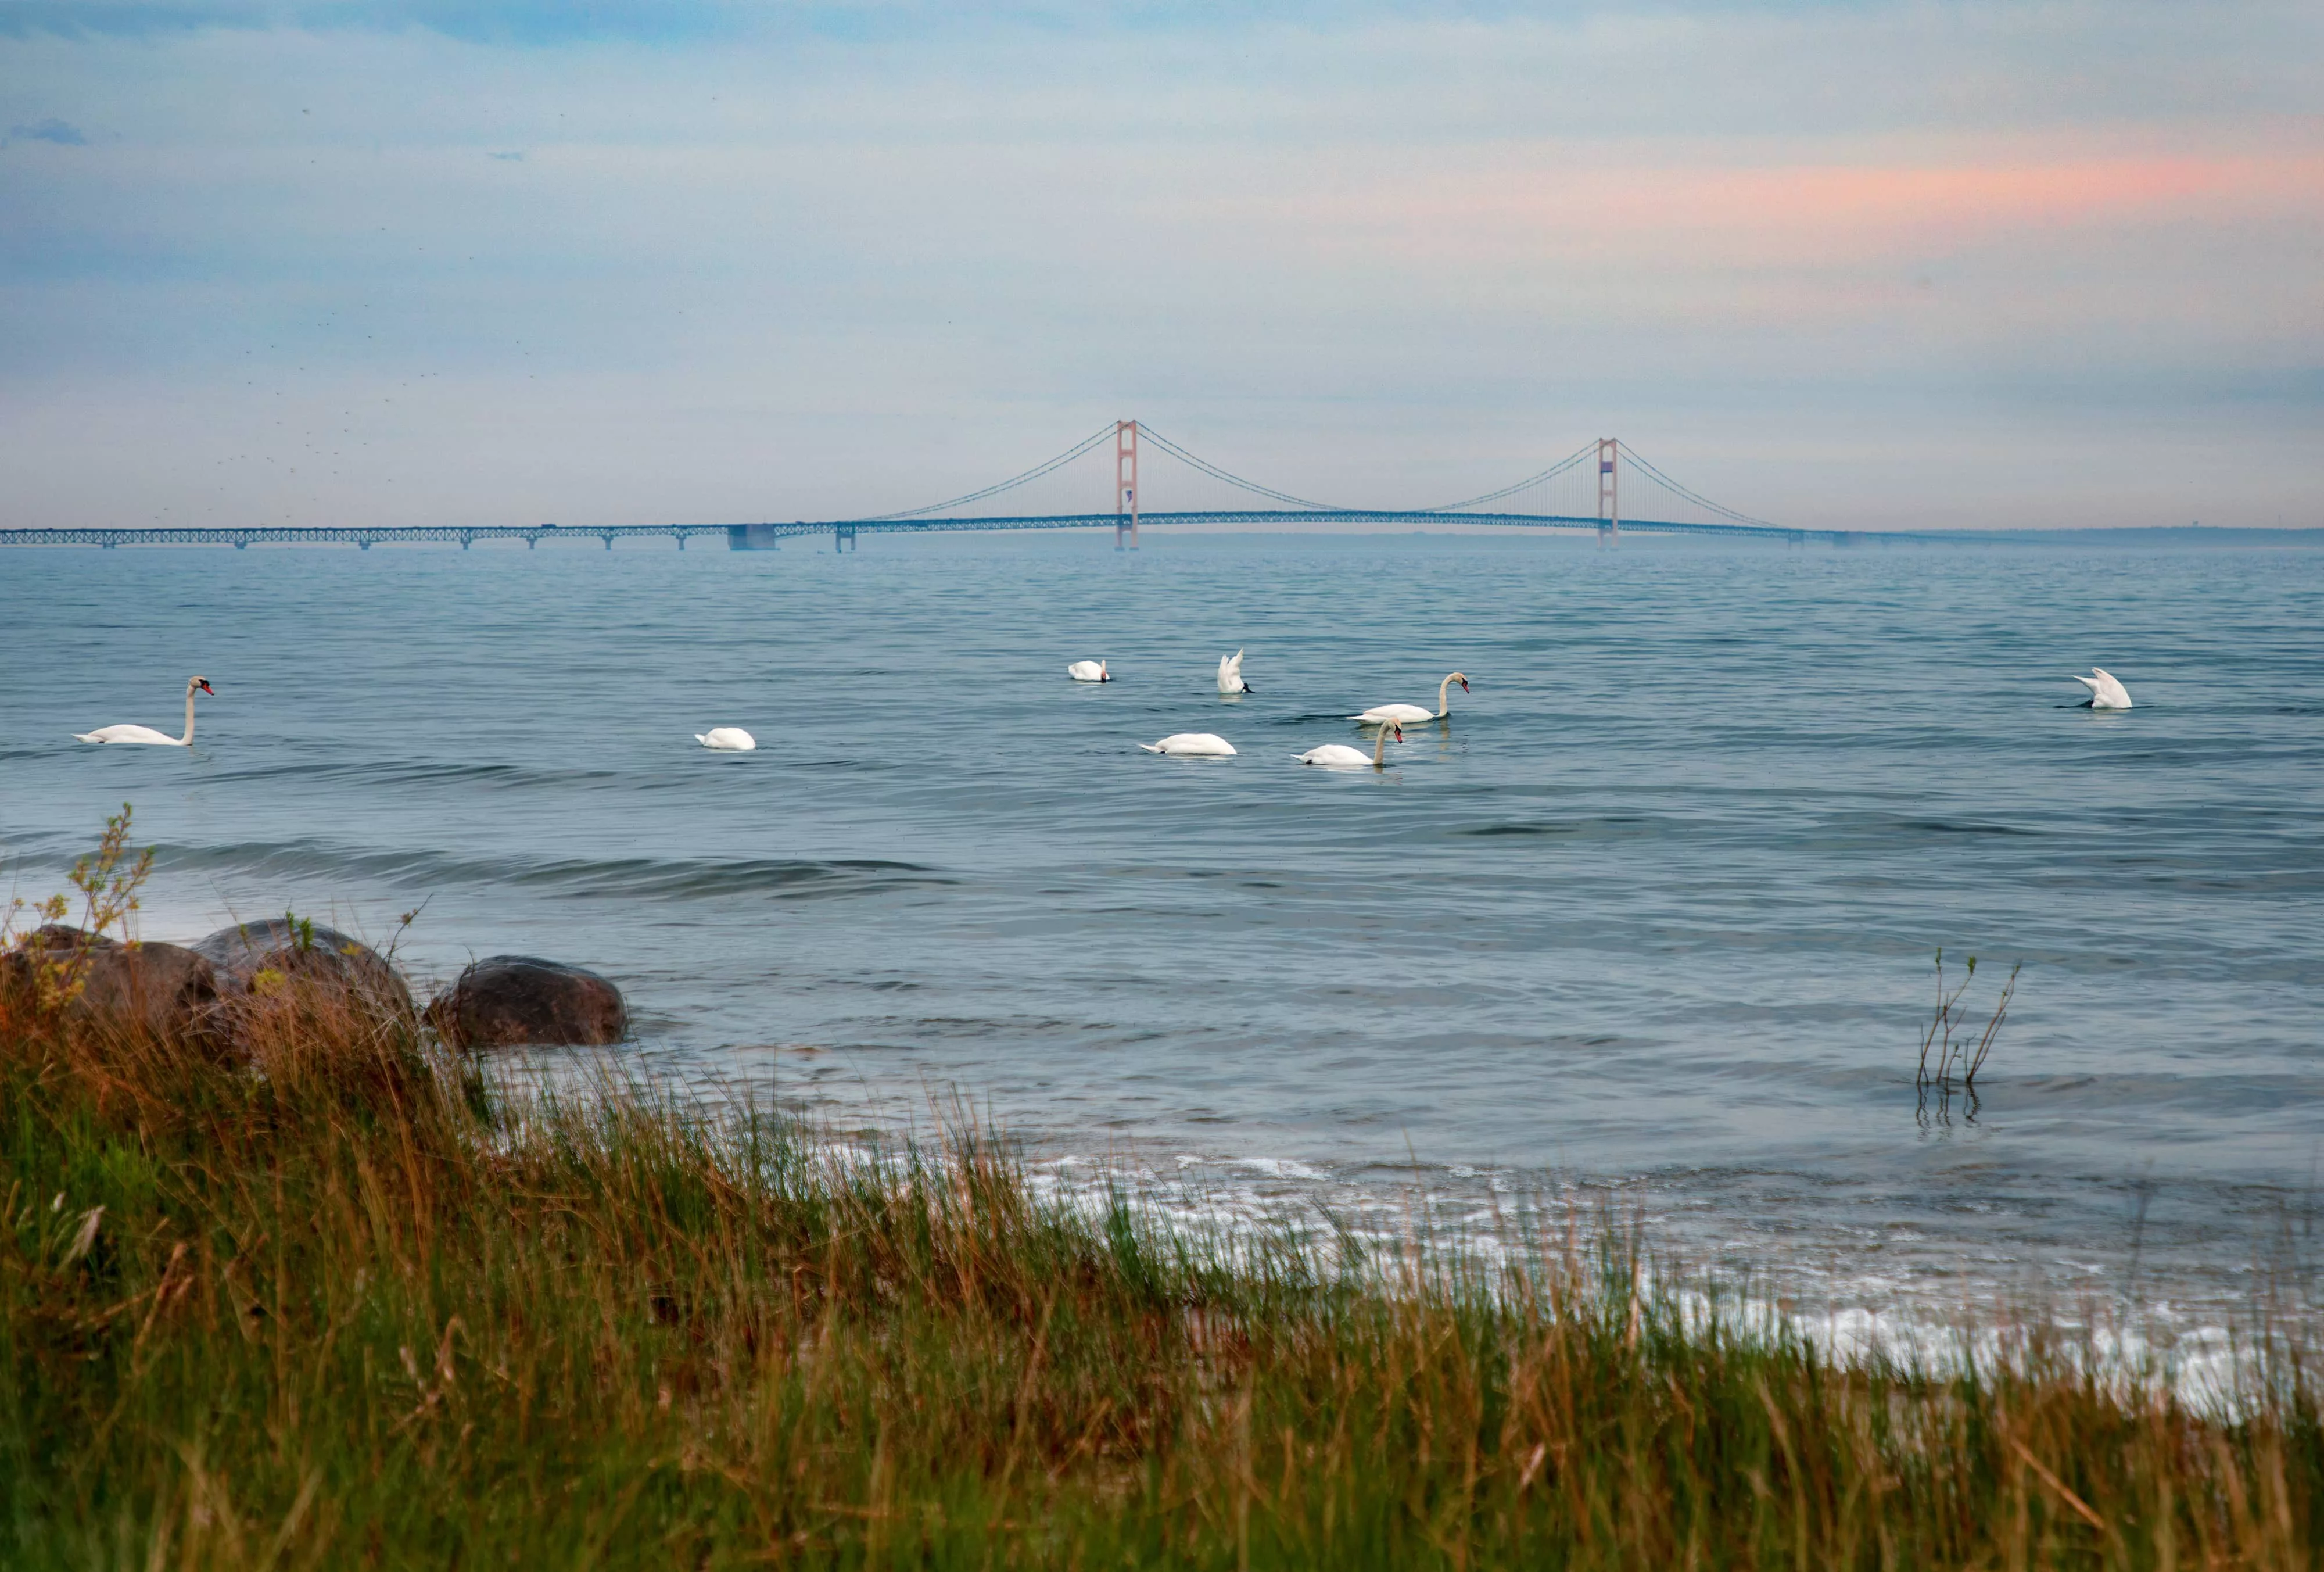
[1896,819,2039,837]
[204,761,623,791]
[1229,1156,1330,1180]
[141,840,953,901]
[0,828,79,858]
[1455,817,1649,838]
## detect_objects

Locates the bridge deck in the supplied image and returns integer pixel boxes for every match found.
[0,510,1916,549]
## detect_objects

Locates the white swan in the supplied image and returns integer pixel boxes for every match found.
[1068,660,1111,683]
[1217,649,1253,693]
[1350,672,1468,725]
[1296,721,1403,769]
[1140,732,1236,757]
[74,676,212,746]
[695,727,756,751]
[2070,668,2132,710]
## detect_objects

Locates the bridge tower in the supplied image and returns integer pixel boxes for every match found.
[1115,420,1139,551]
[1597,438,1619,543]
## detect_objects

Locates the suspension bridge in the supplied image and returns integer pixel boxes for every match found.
[0,423,1889,552]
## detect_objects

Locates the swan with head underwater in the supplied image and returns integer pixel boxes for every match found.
[1295,721,1403,769]
[1217,649,1253,693]
[1350,672,1468,726]
[2070,668,2132,710]
[1140,731,1236,757]
[695,727,756,751]
[1067,659,1111,683]
[74,676,213,746]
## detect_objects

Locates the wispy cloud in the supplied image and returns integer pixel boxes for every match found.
[0,1,851,45]
[7,116,87,144]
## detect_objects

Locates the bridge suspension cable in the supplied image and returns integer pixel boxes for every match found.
[842,421,1769,533]
[1618,446,1783,530]
[1135,426,1343,511]
[1419,441,1599,513]
[859,422,1117,521]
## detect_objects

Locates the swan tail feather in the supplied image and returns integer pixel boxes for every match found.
[1139,743,1163,753]
[73,732,102,743]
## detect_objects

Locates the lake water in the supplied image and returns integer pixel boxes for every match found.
[4,532,2321,1327]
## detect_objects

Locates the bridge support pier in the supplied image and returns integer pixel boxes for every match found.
[834,525,856,552]
[1115,420,1139,550]
[1596,438,1620,543]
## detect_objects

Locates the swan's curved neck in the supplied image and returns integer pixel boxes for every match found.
[1436,674,1455,717]
[1372,725,1395,766]
[178,686,197,746]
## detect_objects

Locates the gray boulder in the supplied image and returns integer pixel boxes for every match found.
[190,918,414,1017]
[426,955,627,1048]
[2,925,218,1041]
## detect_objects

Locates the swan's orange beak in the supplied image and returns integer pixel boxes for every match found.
[1457,678,1469,692]
[196,679,214,694]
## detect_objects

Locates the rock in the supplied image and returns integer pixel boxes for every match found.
[75,941,218,1041]
[189,918,414,1018]
[2,925,218,1041]
[426,955,627,1048]
[23,923,117,952]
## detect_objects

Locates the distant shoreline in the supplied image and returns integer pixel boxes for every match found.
[1943,524,2324,546]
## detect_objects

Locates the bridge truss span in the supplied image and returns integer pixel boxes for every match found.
[0,522,738,551]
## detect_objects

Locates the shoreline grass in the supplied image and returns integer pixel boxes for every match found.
[9,1008,2323,1563]
[5,831,2322,1564]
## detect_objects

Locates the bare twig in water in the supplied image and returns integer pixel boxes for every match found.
[1963,962,2020,1090]
[1917,951,2022,1130]
[1918,948,1984,1091]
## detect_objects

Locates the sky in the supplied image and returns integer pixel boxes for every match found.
[1,0,2318,532]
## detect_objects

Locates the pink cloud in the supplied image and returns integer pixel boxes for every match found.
[1262,148,2324,271]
